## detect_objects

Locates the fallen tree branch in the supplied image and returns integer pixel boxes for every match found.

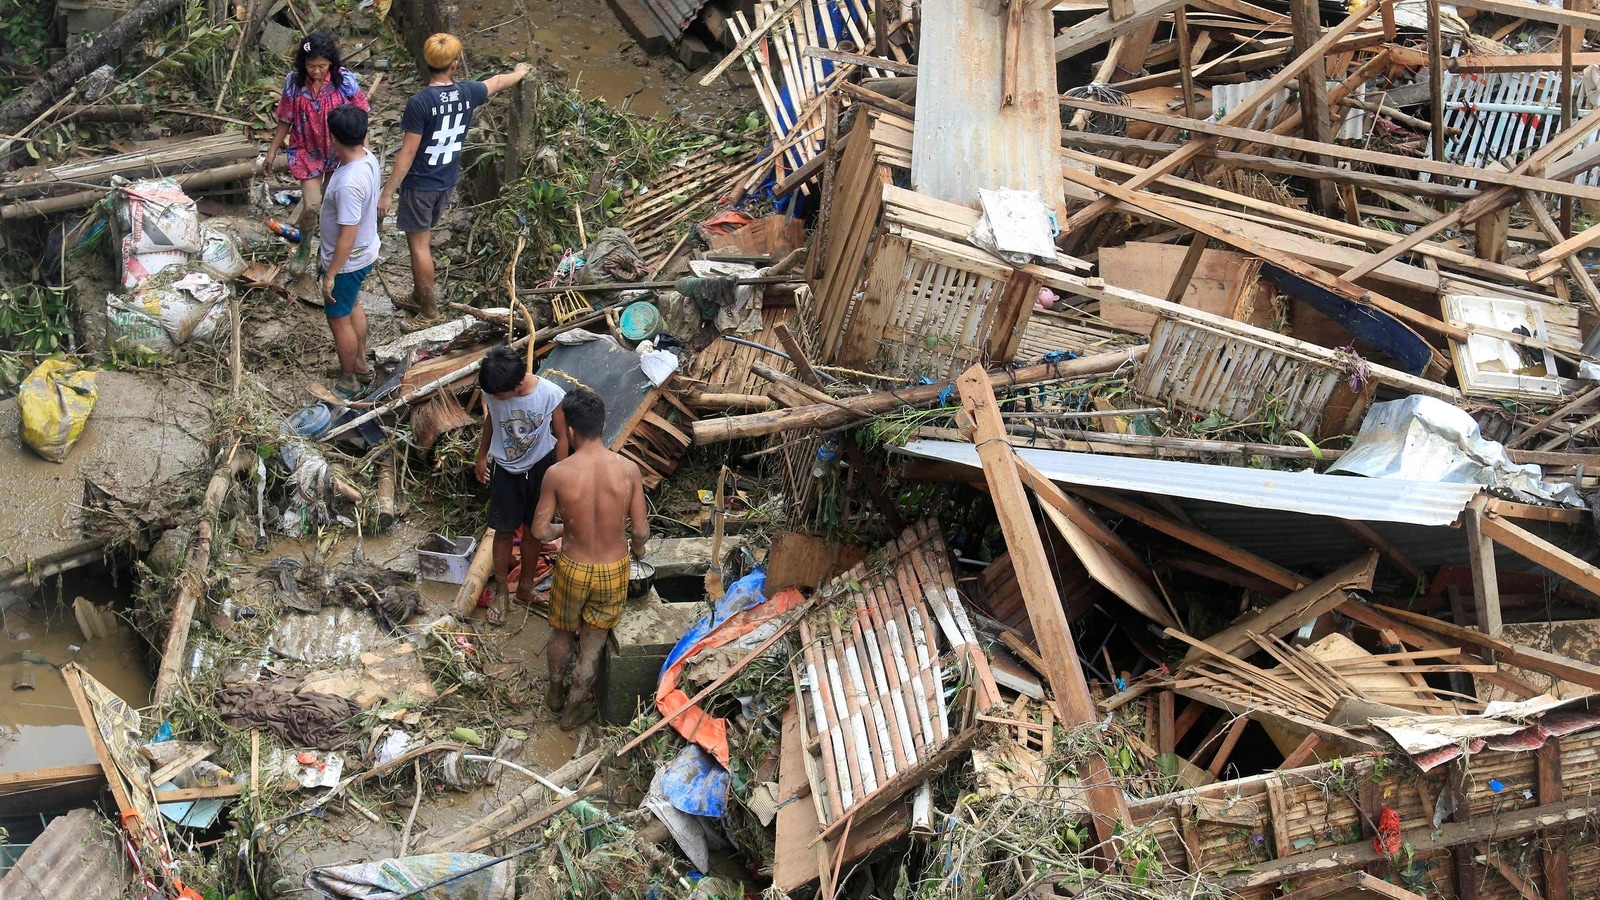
[0,0,186,136]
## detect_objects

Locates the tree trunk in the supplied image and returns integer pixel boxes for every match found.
[0,0,186,135]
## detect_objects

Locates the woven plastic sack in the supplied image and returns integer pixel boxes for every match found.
[117,178,201,288]
[18,359,98,463]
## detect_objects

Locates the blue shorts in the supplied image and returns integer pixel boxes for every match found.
[324,265,372,318]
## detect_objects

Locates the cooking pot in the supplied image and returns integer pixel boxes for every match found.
[628,560,656,599]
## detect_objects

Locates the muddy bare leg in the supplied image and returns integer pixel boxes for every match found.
[570,627,608,703]
[489,528,516,624]
[559,627,607,730]
[546,628,576,711]
[405,230,439,317]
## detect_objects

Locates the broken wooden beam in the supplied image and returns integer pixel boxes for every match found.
[691,348,1146,444]
[955,364,1130,848]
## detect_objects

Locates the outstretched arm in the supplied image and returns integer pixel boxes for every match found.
[628,461,650,560]
[483,63,531,96]
[532,470,565,543]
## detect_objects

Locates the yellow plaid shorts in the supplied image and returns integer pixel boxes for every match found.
[549,554,630,632]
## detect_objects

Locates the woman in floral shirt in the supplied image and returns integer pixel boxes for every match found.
[264,32,370,269]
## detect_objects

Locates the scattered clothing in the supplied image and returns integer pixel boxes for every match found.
[213,683,361,749]
[400,80,490,192]
[549,554,629,632]
[274,69,370,181]
[319,149,382,273]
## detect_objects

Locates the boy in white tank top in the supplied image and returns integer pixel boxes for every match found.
[475,346,567,624]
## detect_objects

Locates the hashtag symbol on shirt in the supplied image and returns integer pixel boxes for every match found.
[425,113,467,166]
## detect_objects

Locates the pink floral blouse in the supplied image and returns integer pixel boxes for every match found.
[274,68,370,181]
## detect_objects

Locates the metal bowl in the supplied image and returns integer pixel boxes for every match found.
[628,559,656,599]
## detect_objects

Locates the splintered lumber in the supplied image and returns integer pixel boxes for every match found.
[153,444,249,707]
[1054,0,1189,61]
[1060,0,1389,237]
[690,347,1146,444]
[1334,103,1600,281]
[956,365,1129,847]
[812,723,987,844]
[1185,552,1378,662]
[1060,96,1600,206]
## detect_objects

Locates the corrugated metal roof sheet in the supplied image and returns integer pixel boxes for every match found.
[896,440,1483,526]
[0,807,129,899]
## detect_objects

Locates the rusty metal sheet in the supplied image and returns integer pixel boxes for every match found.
[0,808,129,897]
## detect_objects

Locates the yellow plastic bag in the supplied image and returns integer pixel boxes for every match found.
[18,359,98,463]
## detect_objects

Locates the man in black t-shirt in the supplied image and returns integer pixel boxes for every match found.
[378,33,530,322]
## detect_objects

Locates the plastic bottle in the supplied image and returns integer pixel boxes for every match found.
[266,218,301,243]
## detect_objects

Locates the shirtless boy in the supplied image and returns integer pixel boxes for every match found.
[532,389,650,731]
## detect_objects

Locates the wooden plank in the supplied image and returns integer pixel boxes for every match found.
[1451,51,1600,71]
[0,764,105,790]
[956,365,1130,846]
[1464,497,1503,636]
[1264,777,1294,859]
[1280,733,1322,768]
[1206,716,1248,778]
[1074,487,1307,591]
[1280,872,1429,900]
[1480,511,1600,612]
[1185,552,1378,662]
[1486,499,1587,524]
[1336,601,1543,699]
[157,783,246,803]
[1536,739,1571,900]
[1378,604,1600,691]
[1218,795,1596,890]
[1054,0,1189,60]
[1453,0,1600,29]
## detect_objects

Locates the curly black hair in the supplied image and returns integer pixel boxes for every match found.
[292,31,344,88]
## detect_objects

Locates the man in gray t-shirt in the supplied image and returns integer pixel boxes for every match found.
[318,105,381,397]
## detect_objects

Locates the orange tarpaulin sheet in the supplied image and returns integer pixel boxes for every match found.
[654,585,806,767]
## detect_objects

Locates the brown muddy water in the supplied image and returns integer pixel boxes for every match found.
[0,569,152,775]
[457,0,753,118]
